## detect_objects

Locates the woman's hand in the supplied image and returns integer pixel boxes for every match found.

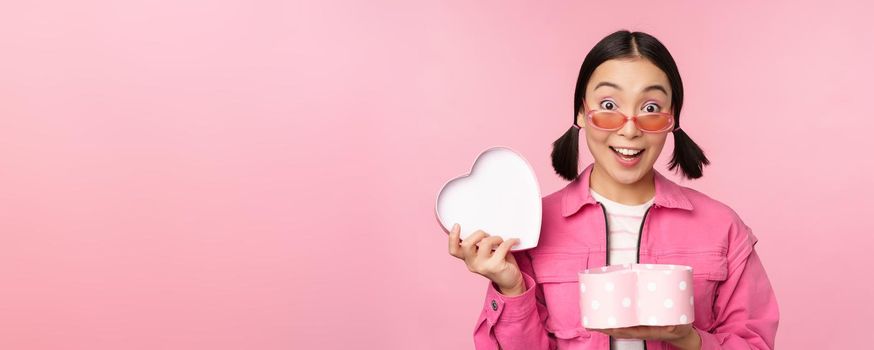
[447,223,524,296]
[592,324,701,350]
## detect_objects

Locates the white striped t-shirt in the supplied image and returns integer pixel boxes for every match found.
[590,188,654,350]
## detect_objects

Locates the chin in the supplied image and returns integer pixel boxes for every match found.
[610,169,646,184]
[602,155,653,184]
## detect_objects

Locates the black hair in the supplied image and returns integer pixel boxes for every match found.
[551,29,710,181]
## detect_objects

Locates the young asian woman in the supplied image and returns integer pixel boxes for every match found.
[447,30,779,350]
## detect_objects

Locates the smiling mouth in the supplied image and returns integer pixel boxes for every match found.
[609,146,645,160]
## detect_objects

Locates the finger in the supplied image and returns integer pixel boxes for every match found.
[646,325,678,339]
[592,329,613,336]
[623,326,654,339]
[612,329,633,339]
[610,328,636,339]
[670,324,691,337]
[459,230,489,259]
[602,326,641,339]
[476,236,504,260]
[448,223,462,258]
[490,238,519,263]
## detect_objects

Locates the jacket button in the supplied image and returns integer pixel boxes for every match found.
[491,300,498,311]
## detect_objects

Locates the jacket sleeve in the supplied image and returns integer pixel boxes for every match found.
[692,216,780,350]
[473,249,556,350]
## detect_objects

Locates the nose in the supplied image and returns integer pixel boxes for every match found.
[616,111,642,138]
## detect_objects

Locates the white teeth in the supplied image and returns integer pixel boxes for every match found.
[613,147,642,156]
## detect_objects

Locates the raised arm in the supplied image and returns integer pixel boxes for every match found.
[473,249,555,350]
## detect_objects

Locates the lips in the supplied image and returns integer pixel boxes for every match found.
[609,146,645,159]
[609,146,645,168]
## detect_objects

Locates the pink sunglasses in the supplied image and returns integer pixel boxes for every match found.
[579,100,676,133]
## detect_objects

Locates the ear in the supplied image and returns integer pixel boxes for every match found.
[576,109,586,129]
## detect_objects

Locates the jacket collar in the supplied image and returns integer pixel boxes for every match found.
[561,163,693,217]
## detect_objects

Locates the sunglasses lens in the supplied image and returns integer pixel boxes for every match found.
[636,114,671,132]
[591,111,625,130]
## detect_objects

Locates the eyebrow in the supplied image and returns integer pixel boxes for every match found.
[593,81,669,96]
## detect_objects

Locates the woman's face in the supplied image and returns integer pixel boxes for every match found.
[576,57,672,185]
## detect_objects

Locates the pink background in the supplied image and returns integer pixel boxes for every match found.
[1,1,872,349]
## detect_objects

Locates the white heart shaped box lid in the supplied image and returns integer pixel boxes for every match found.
[435,146,542,251]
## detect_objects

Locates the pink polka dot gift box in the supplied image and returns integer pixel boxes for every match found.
[578,263,694,329]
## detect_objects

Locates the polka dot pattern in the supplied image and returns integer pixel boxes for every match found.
[664,298,673,308]
[579,263,695,329]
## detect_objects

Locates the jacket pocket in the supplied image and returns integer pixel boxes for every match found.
[656,251,728,330]
[528,250,591,340]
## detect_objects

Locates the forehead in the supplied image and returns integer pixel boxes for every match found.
[586,57,671,96]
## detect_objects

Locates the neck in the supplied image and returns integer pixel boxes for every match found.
[589,163,656,206]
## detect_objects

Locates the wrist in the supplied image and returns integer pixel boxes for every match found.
[668,326,701,350]
[497,277,526,296]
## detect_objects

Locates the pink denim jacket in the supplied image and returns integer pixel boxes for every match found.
[473,163,779,349]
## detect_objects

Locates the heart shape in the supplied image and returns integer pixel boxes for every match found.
[435,146,542,251]
[579,263,695,329]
